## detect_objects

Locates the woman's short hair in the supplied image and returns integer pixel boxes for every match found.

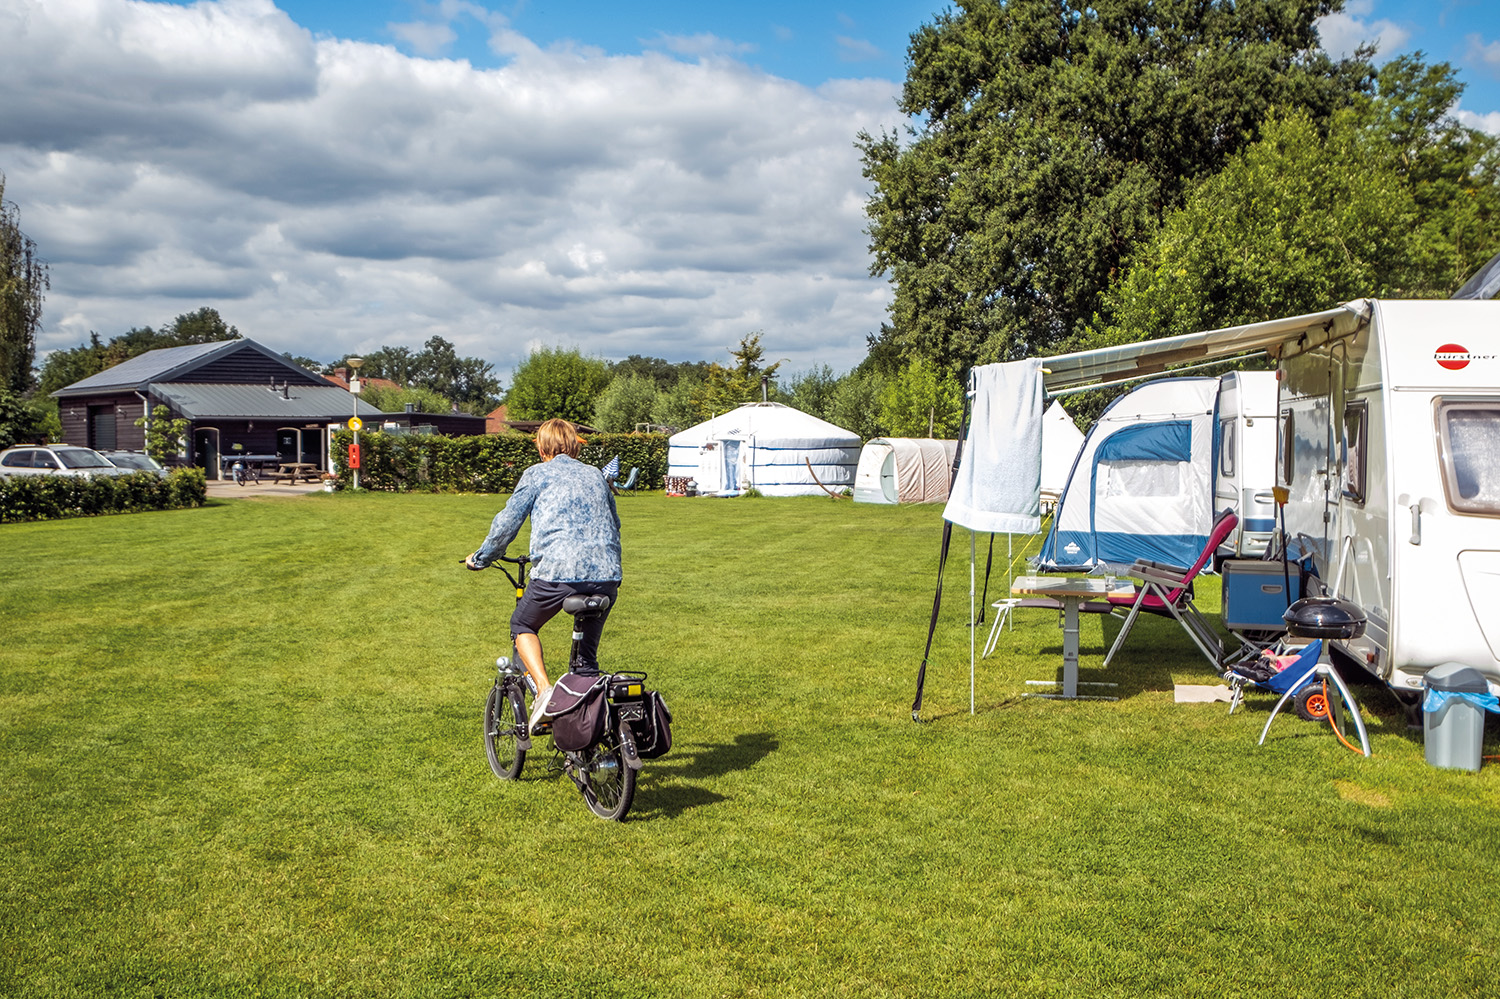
[536,418,583,459]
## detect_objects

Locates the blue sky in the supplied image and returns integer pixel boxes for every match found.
[271,0,1500,117]
[274,0,937,88]
[6,0,1500,384]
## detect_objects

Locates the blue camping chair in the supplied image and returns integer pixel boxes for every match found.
[1223,639,1322,715]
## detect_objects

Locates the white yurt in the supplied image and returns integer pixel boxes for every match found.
[667,402,861,497]
[852,438,958,504]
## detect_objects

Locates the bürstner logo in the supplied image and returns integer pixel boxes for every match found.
[1435,343,1497,370]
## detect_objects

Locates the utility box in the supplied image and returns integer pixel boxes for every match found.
[1221,560,1302,632]
[1423,663,1489,772]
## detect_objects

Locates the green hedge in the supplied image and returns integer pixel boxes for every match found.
[0,468,208,524]
[330,430,670,493]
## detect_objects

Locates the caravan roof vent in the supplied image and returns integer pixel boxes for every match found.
[1284,596,1366,641]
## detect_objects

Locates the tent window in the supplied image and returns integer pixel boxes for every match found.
[1437,400,1500,516]
[1104,460,1188,498]
[1219,419,1235,477]
[1342,401,1368,504]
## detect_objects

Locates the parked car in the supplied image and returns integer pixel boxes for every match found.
[100,450,169,478]
[0,444,141,479]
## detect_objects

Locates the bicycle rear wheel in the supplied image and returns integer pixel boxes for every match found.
[484,683,528,780]
[579,726,636,821]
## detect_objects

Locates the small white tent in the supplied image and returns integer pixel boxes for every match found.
[1040,400,1086,506]
[853,438,958,504]
[667,402,861,497]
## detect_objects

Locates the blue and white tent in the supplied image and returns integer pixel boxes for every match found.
[1036,377,1220,570]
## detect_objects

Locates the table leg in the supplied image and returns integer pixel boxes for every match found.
[1061,596,1080,698]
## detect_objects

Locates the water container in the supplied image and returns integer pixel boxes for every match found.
[1423,663,1488,772]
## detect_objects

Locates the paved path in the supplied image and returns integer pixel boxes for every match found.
[205,477,330,499]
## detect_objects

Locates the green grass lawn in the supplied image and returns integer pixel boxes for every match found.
[3,491,1499,998]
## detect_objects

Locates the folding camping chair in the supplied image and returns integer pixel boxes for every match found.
[1100,510,1239,669]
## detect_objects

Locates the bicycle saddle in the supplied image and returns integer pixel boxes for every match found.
[562,594,612,616]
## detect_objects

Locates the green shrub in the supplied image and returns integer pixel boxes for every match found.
[0,467,206,523]
[330,430,669,493]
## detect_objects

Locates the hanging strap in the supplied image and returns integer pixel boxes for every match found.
[976,532,995,625]
[913,376,973,721]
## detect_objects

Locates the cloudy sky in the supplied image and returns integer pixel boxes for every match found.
[3,0,1499,387]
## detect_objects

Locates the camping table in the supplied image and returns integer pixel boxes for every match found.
[1010,575,1131,700]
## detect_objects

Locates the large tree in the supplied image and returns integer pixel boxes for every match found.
[1,175,48,394]
[859,0,1374,372]
[1090,57,1500,345]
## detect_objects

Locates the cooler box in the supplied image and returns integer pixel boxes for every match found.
[1221,560,1302,631]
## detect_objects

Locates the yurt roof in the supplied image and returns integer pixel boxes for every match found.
[669,402,860,448]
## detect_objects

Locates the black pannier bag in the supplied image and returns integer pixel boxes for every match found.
[547,672,609,752]
[630,691,673,759]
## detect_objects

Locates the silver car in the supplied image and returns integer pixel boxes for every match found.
[100,450,169,478]
[0,444,140,478]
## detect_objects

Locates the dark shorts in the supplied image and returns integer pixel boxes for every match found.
[511,578,619,673]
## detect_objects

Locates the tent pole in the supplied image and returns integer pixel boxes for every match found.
[970,529,976,715]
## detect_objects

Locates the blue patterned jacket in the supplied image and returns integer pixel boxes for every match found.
[473,454,622,581]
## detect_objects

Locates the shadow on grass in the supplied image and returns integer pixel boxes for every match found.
[628,732,779,820]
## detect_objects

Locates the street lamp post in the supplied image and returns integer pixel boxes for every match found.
[347,356,364,490]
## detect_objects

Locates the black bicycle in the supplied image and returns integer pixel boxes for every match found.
[478,554,653,821]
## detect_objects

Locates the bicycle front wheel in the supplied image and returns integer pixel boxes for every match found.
[579,726,636,821]
[484,683,528,780]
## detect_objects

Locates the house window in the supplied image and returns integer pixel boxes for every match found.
[1437,400,1500,516]
[1342,401,1368,504]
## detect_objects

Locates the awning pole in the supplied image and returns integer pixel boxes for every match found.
[970,529,976,715]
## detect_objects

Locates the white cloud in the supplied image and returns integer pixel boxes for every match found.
[0,0,903,381]
[388,19,457,57]
[1316,8,1411,61]
[1456,107,1500,136]
[1467,33,1500,77]
[836,36,882,63]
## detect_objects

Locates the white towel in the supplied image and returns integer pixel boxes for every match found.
[943,359,1043,534]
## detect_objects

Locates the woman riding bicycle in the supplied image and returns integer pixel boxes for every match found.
[465,419,621,733]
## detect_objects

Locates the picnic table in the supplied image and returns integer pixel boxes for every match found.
[266,462,322,484]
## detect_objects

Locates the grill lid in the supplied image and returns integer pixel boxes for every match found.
[1283,596,1367,640]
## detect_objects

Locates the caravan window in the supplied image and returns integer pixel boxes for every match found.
[1342,401,1368,504]
[1437,401,1500,516]
[1219,419,1236,477]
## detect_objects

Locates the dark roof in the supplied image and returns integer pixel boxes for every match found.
[152,383,385,420]
[51,338,326,398]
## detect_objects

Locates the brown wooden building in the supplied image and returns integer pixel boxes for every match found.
[50,339,386,479]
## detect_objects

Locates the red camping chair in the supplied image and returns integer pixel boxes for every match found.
[1101,510,1239,669]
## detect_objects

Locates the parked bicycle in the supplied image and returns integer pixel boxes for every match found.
[476,554,670,821]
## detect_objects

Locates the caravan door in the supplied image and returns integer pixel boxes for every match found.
[1216,371,1279,557]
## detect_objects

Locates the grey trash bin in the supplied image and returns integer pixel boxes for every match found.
[1423,663,1489,772]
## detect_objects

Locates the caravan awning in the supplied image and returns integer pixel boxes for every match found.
[1040,300,1372,393]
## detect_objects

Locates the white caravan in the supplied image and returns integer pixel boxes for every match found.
[1214,370,1280,558]
[1042,299,1500,702]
